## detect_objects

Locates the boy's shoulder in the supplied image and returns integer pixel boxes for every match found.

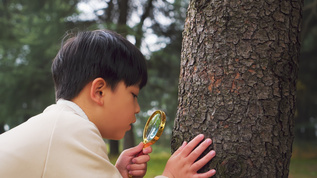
[40,103,101,137]
[0,103,116,178]
[0,103,101,146]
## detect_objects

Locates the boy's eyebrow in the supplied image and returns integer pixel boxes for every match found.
[132,86,140,91]
[130,85,140,92]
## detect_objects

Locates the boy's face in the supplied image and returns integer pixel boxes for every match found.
[97,81,140,140]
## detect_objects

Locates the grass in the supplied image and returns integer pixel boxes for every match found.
[111,152,317,178]
[144,154,317,178]
[145,152,169,178]
[108,141,317,178]
[289,139,317,178]
[289,158,317,178]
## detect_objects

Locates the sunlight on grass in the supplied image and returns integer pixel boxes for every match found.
[289,158,317,178]
[289,140,317,178]
[145,152,170,178]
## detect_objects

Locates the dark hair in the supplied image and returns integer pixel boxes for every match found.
[51,29,148,100]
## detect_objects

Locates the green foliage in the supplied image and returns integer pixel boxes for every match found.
[0,0,80,128]
[0,0,189,146]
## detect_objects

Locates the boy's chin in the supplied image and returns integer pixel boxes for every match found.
[101,132,126,140]
[108,133,126,140]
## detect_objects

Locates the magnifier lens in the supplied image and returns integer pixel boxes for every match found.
[145,113,161,141]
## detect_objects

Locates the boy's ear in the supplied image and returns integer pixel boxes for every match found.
[90,78,107,105]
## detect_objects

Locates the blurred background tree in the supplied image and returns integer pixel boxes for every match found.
[0,0,80,130]
[0,0,188,155]
[295,0,317,143]
[0,0,316,160]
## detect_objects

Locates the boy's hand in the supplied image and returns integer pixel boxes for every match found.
[162,134,216,178]
[115,142,152,178]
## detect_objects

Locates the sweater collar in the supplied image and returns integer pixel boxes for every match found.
[57,99,89,121]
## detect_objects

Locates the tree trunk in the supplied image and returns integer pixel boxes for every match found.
[172,0,302,177]
[107,0,137,153]
[0,123,5,134]
[117,0,129,35]
[124,124,136,149]
[134,0,154,48]
[109,140,119,156]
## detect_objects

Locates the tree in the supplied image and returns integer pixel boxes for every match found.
[0,0,187,155]
[109,0,130,156]
[172,0,303,177]
[0,0,80,131]
[295,0,317,141]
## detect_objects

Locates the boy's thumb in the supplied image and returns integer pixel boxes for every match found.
[127,142,144,156]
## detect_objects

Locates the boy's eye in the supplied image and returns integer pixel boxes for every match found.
[132,93,138,98]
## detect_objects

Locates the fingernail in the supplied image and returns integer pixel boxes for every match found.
[210,150,216,155]
[205,138,212,144]
[182,141,187,146]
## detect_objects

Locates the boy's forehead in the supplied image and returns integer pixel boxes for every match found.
[120,81,140,90]
[127,84,140,90]
[124,81,141,89]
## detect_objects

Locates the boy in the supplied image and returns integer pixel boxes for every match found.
[0,29,216,177]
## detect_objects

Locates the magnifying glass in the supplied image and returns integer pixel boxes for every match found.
[142,110,166,148]
[129,110,166,177]
[135,110,166,157]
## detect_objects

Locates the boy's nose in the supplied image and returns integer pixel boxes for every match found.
[135,102,140,114]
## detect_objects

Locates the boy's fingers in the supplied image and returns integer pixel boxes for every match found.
[191,150,215,171]
[188,138,212,163]
[127,142,144,156]
[127,163,147,171]
[142,146,152,154]
[128,169,147,177]
[173,141,187,156]
[181,134,205,156]
[195,169,216,178]
[132,155,150,164]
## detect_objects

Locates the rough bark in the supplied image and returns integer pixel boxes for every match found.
[172,0,302,177]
